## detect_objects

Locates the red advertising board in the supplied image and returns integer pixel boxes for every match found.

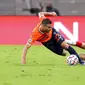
[0,16,85,45]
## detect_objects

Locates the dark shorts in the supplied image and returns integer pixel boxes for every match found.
[42,28,65,55]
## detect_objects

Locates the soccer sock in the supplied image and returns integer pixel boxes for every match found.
[76,41,82,48]
[65,46,82,63]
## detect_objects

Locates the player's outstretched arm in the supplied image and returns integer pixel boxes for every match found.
[38,12,57,18]
[21,42,31,64]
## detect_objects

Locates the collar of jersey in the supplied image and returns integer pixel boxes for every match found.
[38,28,44,34]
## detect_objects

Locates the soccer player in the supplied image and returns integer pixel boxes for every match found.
[21,12,85,65]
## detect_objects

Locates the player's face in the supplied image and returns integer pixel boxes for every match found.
[42,24,52,32]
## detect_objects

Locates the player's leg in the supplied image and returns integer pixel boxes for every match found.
[66,40,85,49]
[79,53,85,60]
[52,28,85,64]
[77,42,85,49]
[42,37,67,56]
[60,41,85,64]
[62,50,67,56]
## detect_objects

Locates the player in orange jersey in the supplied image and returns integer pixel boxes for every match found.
[21,12,85,65]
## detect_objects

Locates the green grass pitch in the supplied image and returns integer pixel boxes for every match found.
[0,45,85,85]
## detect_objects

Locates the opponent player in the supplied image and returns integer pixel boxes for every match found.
[66,40,85,49]
[21,12,85,65]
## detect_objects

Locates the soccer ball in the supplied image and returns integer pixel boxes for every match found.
[66,54,79,65]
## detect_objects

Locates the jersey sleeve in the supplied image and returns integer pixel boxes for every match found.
[27,16,46,44]
[27,32,40,44]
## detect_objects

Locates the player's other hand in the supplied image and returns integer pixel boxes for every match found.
[21,58,26,64]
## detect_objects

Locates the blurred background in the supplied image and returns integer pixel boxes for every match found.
[0,0,85,16]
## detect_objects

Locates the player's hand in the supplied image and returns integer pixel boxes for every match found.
[52,12,57,16]
[21,58,26,64]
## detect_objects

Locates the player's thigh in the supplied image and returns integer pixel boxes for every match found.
[79,53,85,60]
[60,41,70,49]
[55,43,64,55]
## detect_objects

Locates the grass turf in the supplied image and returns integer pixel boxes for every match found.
[0,45,85,85]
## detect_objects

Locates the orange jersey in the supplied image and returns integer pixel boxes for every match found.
[29,17,52,44]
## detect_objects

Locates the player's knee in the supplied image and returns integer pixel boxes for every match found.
[61,50,67,56]
[61,41,70,49]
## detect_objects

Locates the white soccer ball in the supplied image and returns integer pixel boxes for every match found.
[66,54,79,65]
